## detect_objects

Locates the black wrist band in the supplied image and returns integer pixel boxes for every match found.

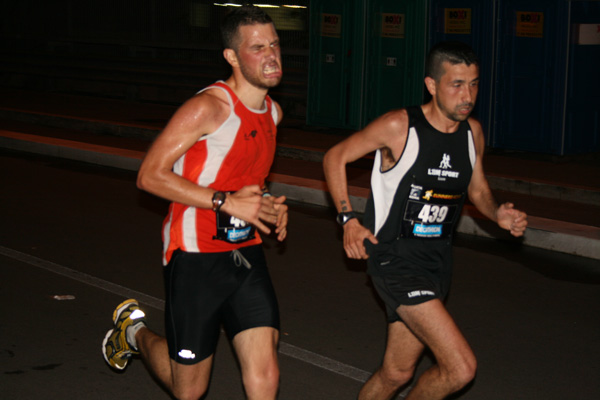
[336,211,357,226]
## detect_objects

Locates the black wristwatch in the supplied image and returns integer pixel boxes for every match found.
[336,211,357,226]
[212,191,227,212]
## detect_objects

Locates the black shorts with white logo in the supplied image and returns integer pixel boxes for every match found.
[371,267,451,324]
[368,237,453,323]
[163,245,280,364]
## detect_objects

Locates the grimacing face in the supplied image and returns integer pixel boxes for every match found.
[234,23,282,90]
[433,61,479,122]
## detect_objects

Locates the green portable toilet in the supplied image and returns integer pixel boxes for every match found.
[362,0,429,125]
[306,0,366,129]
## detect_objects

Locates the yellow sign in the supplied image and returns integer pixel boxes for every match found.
[444,8,471,34]
[321,13,342,38]
[265,8,306,31]
[516,11,544,38]
[381,13,405,38]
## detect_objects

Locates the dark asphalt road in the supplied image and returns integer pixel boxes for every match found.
[1,150,599,399]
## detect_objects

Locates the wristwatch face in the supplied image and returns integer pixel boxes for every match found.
[212,191,226,211]
[336,212,355,226]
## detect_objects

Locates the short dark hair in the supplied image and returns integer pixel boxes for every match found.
[425,41,479,82]
[221,5,274,51]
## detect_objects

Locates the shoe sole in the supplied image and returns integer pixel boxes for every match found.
[102,328,127,371]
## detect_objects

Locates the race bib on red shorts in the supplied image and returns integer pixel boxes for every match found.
[214,211,256,243]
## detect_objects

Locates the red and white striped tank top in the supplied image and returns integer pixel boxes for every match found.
[161,81,278,264]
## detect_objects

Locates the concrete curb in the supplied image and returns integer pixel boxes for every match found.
[0,131,144,171]
[486,175,600,206]
[0,108,159,140]
[268,181,600,261]
[2,130,599,260]
[2,106,599,206]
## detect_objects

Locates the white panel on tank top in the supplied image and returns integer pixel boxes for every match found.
[371,127,419,237]
[177,84,241,254]
[467,130,476,168]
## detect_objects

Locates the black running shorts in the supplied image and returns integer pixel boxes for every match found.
[163,245,280,365]
[371,269,451,324]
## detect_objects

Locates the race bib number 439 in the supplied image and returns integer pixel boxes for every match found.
[402,184,464,238]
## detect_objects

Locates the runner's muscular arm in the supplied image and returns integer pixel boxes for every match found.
[137,91,273,235]
[467,119,527,237]
[323,110,409,259]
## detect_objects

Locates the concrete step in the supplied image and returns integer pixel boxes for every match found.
[1,96,598,207]
[1,117,599,260]
[1,87,599,259]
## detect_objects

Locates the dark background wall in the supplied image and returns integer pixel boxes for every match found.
[0,1,310,119]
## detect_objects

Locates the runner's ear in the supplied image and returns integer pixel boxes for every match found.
[424,77,437,96]
[223,48,239,68]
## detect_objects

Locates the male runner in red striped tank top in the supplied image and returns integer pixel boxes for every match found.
[102,6,287,399]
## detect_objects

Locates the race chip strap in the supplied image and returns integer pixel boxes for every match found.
[401,184,465,239]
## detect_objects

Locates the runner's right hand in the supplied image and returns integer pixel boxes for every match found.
[343,219,378,259]
[221,185,272,235]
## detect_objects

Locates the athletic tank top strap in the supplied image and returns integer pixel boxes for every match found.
[406,105,422,126]
[201,81,276,122]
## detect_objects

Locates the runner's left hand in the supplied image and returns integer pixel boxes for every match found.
[259,194,288,241]
[496,202,528,237]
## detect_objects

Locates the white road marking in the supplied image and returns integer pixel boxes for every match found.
[2,245,409,390]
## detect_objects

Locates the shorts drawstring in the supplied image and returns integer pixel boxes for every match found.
[231,249,252,269]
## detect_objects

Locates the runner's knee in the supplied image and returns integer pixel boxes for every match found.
[380,364,416,388]
[457,355,477,387]
[172,384,208,400]
[445,353,477,391]
[243,362,280,397]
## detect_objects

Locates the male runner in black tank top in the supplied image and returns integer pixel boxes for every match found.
[324,41,528,399]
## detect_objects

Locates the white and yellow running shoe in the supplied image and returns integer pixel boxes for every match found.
[102,299,146,370]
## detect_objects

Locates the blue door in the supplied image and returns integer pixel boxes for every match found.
[493,0,569,154]
[564,1,600,154]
